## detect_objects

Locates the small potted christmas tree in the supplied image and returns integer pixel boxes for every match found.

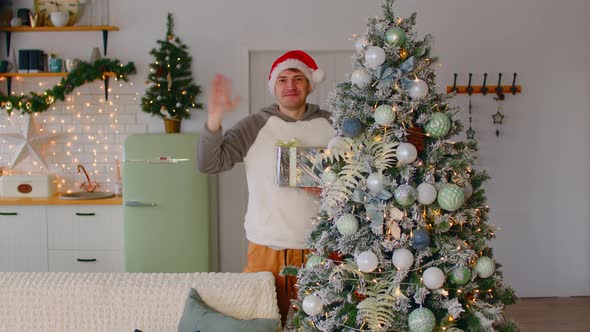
[141,13,202,133]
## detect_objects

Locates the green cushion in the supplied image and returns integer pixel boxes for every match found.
[177,288,280,332]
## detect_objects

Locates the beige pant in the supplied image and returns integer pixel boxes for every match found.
[243,241,309,325]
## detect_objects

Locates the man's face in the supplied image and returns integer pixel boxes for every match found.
[274,69,311,110]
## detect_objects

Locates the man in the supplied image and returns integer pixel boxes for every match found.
[197,50,333,323]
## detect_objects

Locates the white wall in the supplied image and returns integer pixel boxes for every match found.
[5,0,589,297]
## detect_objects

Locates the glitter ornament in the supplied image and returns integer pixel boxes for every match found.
[366,172,385,194]
[302,295,323,316]
[336,214,358,236]
[411,229,430,250]
[408,307,436,332]
[306,255,324,268]
[424,112,451,138]
[327,136,348,152]
[423,267,446,289]
[351,69,372,88]
[392,248,414,270]
[373,105,396,126]
[356,250,379,272]
[397,142,417,164]
[364,46,386,69]
[355,35,368,52]
[394,184,417,206]
[475,256,495,278]
[406,79,429,100]
[176,102,182,108]
[450,266,472,286]
[342,118,363,138]
[417,183,437,205]
[437,184,465,211]
[385,27,406,46]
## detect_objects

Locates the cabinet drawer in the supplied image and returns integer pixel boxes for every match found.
[47,206,122,251]
[48,250,122,272]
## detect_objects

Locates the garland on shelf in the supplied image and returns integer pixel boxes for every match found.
[0,59,136,114]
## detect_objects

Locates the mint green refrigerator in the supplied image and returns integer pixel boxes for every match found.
[123,134,215,272]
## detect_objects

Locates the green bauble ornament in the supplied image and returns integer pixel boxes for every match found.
[336,213,358,236]
[374,105,396,126]
[475,256,495,278]
[437,184,465,211]
[424,112,451,139]
[306,255,324,268]
[408,307,436,332]
[385,27,406,47]
[394,184,417,207]
[450,266,472,286]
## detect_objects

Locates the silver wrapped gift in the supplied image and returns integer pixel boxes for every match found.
[276,146,324,187]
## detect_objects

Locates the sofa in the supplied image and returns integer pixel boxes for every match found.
[0,271,281,332]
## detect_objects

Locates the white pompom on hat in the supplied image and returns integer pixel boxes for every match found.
[268,50,325,96]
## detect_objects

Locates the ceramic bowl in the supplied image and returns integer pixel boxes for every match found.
[50,11,70,27]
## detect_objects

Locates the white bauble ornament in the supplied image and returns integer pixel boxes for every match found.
[423,267,446,290]
[397,142,418,164]
[407,79,429,100]
[356,251,379,272]
[351,69,372,88]
[366,172,385,194]
[463,182,473,200]
[355,35,369,52]
[374,105,396,126]
[417,183,437,205]
[364,46,386,69]
[336,214,358,236]
[302,294,323,316]
[408,307,436,332]
[475,256,495,278]
[322,169,338,185]
[392,248,414,270]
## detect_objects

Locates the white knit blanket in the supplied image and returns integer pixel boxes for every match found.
[0,272,280,332]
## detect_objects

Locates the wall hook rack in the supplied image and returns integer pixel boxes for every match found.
[447,73,522,96]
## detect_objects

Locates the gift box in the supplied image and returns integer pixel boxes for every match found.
[276,145,325,187]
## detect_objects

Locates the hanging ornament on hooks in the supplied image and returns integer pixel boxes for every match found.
[466,96,476,140]
[492,95,505,138]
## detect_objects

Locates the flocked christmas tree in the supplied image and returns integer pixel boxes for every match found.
[286,1,519,331]
[141,13,202,121]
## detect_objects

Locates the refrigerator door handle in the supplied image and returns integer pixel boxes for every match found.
[125,200,157,207]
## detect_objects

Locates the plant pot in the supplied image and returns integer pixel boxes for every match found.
[164,118,181,133]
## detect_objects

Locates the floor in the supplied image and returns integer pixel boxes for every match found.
[504,297,590,331]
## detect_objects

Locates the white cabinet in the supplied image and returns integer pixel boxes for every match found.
[47,206,123,272]
[0,204,122,272]
[0,206,47,272]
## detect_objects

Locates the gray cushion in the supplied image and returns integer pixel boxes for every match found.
[177,288,280,332]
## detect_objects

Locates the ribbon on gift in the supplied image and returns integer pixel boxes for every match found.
[375,56,416,89]
[277,139,300,187]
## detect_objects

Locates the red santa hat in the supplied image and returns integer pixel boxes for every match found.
[268,50,325,96]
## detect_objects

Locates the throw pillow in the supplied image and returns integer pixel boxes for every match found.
[177,288,280,332]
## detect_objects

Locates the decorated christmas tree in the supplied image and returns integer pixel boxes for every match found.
[141,13,202,122]
[287,1,519,331]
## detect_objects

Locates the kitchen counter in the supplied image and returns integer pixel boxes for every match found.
[0,194,122,205]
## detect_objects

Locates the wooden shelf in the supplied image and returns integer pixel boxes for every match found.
[0,72,117,78]
[1,26,119,57]
[0,25,119,32]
